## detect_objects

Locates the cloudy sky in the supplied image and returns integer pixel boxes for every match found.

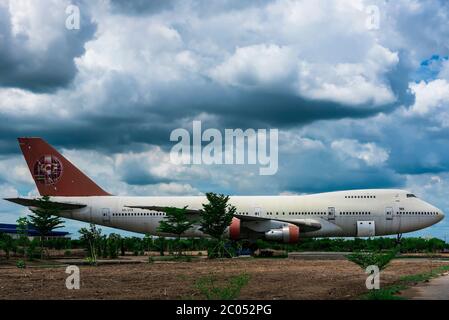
[1,0,449,239]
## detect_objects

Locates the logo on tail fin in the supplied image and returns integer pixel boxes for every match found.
[33,155,63,185]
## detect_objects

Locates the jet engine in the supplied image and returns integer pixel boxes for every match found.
[226,217,241,240]
[265,224,300,243]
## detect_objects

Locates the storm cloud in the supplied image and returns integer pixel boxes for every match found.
[0,1,96,92]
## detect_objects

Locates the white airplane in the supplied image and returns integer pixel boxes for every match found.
[4,138,445,243]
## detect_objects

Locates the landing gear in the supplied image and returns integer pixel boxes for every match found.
[248,242,259,255]
[238,240,259,256]
[395,233,402,246]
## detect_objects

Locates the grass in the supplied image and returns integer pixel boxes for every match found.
[361,264,449,300]
[363,284,408,300]
[396,254,447,260]
[194,273,250,300]
[400,264,449,283]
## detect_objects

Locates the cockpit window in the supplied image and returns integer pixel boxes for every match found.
[406,194,417,198]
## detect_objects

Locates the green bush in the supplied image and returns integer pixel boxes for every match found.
[84,257,97,266]
[363,285,406,300]
[195,273,250,300]
[16,260,26,269]
[26,240,40,261]
[106,234,121,259]
[0,233,14,259]
[347,250,397,271]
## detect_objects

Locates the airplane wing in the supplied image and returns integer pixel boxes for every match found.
[4,198,87,210]
[126,205,321,232]
[235,214,322,232]
[124,205,201,215]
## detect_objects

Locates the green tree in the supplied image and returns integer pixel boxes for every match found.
[157,206,195,256]
[0,233,14,260]
[200,193,236,258]
[120,237,126,256]
[28,196,64,259]
[98,235,107,258]
[107,233,121,259]
[16,217,30,260]
[79,224,102,265]
[154,236,166,256]
[143,234,154,252]
[123,237,143,256]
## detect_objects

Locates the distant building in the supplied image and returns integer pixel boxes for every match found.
[0,223,69,239]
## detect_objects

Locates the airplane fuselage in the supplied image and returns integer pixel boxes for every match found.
[53,189,444,240]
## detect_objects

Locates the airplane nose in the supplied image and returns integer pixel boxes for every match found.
[438,210,445,221]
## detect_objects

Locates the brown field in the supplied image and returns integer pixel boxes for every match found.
[1,257,448,300]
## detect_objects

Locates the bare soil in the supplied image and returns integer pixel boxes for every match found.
[0,258,447,300]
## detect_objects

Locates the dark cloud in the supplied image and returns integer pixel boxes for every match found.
[385,122,449,175]
[0,110,179,156]
[278,149,403,194]
[117,154,173,185]
[0,3,96,92]
[0,87,393,158]
[110,0,176,15]
[300,107,449,178]
[110,0,275,16]
[121,169,172,186]
[385,51,416,107]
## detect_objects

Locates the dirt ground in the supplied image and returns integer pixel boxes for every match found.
[0,258,447,300]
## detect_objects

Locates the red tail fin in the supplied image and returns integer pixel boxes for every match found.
[18,137,110,197]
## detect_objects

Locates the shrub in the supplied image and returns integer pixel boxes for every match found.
[79,224,102,264]
[27,239,39,260]
[195,273,250,300]
[347,250,397,271]
[16,260,26,269]
[106,234,121,259]
[84,257,97,266]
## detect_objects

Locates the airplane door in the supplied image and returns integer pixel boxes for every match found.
[385,207,393,221]
[357,221,375,237]
[102,208,111,223]
[328,207,335,221]
[254,207,262,216]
